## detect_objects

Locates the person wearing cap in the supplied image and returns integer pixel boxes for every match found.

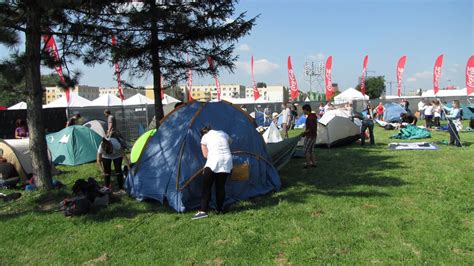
[192,126,233,220]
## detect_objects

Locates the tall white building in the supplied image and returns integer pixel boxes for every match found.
[245,85,287,102]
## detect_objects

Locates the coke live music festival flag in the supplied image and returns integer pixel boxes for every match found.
[287,56,299,101]
[111,35,124,101]
[360,55,368,96]
[251,56,260,100]
[396,56,407,97]
[207,56,221,100]
[466,55,474,95]
[186,54,193,102]
[42,35,70,104]
[325,56,333,100]
[433,54,444,95]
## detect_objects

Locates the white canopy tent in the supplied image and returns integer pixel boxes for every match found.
[91,94,122,106]
[333,88,369,104]
[44,93,94,108]
[162,94,181,105]
[8,101,27,110]
[123,93,154,105]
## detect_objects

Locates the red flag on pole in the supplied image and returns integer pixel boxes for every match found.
[466,55,474,95]
[111,35,124,102]
[287,56,299,101]
[186,54,193,102]
[207,56,221,101]
[42,35,70,104]
[433,54,444,95]
[396,56,407,97]
[361,55,368,96]
[251,56,260,101]
[325,56,333,101]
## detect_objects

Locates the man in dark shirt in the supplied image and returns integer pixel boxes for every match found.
[302,104,317,168]
[400,113,418,126]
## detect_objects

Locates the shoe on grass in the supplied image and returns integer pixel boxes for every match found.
[192,211,208,220]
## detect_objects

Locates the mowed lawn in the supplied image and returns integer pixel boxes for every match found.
[1,123,473,264]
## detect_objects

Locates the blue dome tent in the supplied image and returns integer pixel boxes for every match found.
[126,101,281,212]
[384,102,407,122]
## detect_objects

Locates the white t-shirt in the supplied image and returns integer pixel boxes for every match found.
[280,107,290,124]
[97,138,122,160]
[424,105,434,116]
[201,130,233,173]
[418,101,425,111]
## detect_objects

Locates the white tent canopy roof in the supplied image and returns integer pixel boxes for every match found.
[333,88,369,104]
[421,88,468,97]
[8,101,27,110]
[162,94,181,105]
[44,93,94,108]
[123,93,154,105]
[91,94,122,106]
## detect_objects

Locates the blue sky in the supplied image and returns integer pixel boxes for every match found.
[1,0,472,94]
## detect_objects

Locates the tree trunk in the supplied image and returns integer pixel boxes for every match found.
[25,3,53,190]
[150,1,164,126]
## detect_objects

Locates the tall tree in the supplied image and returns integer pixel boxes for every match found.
[80,0,257,123]
[355,76,386,99]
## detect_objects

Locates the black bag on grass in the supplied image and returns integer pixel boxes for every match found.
[59,195,91,216]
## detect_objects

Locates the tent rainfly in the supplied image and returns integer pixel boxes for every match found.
[316,108,362,147]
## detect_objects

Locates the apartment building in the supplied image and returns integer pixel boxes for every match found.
[180,84,246,101]
[99,87,145,99]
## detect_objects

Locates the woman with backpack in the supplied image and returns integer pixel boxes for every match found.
[96,137,129,192]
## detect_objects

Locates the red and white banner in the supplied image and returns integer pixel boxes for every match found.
[396,56,407,97]
[466,55,474,95]
[433,54,444,95]
[325,56,333,101]
[207,56,221,101]
[251,56,260,101]
[42,35,70,104]
[287,56,299,101]
[111,35,124,102]
[186,54,193,102]
[361,55,368,96]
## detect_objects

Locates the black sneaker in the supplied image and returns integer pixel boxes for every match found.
[191,211,208,220]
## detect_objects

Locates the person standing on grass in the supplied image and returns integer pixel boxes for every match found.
[375,102,385,120]
[279,103,290,139]
[442,100,462,147]
[96,137,129,192]
[433,100,442,129]
[301,104,317,168]
[14,119,29,139]
[104,109,117,138]
[360,102,375,146]
[423,102,434,128]
[193,126,233,220]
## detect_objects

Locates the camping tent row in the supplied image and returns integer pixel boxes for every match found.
[7,93,180,109]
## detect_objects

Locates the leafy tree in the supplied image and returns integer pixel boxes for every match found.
[79,0,257,123]
[355,76,386,99]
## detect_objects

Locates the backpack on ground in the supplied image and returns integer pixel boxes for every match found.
[59,195,91,216]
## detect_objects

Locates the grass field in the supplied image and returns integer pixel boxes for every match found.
[1,123,473,264]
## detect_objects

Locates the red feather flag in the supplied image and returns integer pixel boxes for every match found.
[186,54,193,102]
[287,56,299,101]
[396,56,407,97]
[251,56,260,100]
[433,55,444,95]
[361,55,368,96]
[42,35,70,104]
[325,56,333,101]
[466,56,474,95]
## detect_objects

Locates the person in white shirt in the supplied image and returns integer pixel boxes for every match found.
[96,137,129,191]
[418,99,425,120]
[279,103,290,139]
[432,100,442,128]
[192,127,233,220]
[423,102,434,128]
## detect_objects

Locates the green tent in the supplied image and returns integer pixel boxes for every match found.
[131,129,156,164]
[46,125,102,166]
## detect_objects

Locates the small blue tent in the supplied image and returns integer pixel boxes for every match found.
[384,102,407,122]
[295,115,306,128]
[126,101,281,212]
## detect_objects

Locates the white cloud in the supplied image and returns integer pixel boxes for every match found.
[236,58,280,75]
[237,44,250,52]
[308,53,325,61]
[407,77,417,82]
[414,71,432,79]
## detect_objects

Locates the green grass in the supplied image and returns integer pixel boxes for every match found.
[1,122,473,264]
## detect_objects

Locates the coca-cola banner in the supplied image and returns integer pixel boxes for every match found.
[466,55,474,95]
[325,56,333,101]
[207,56,221,101]
[111,35,124,102]
[287,56,299,101]
[396,56,407,97]
[433,54,444,95]
[251,56,260,100]
[42,35,70,104]
[361,55,368,96]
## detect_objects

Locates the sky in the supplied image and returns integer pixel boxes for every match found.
[1,0,473,95]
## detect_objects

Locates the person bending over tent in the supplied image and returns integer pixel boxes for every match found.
[442,100,462,147]
[66,113,81,127]
[400,113,418,126]
[192,126,233,220]
[96,137,129,192]
[301,104,317,168]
